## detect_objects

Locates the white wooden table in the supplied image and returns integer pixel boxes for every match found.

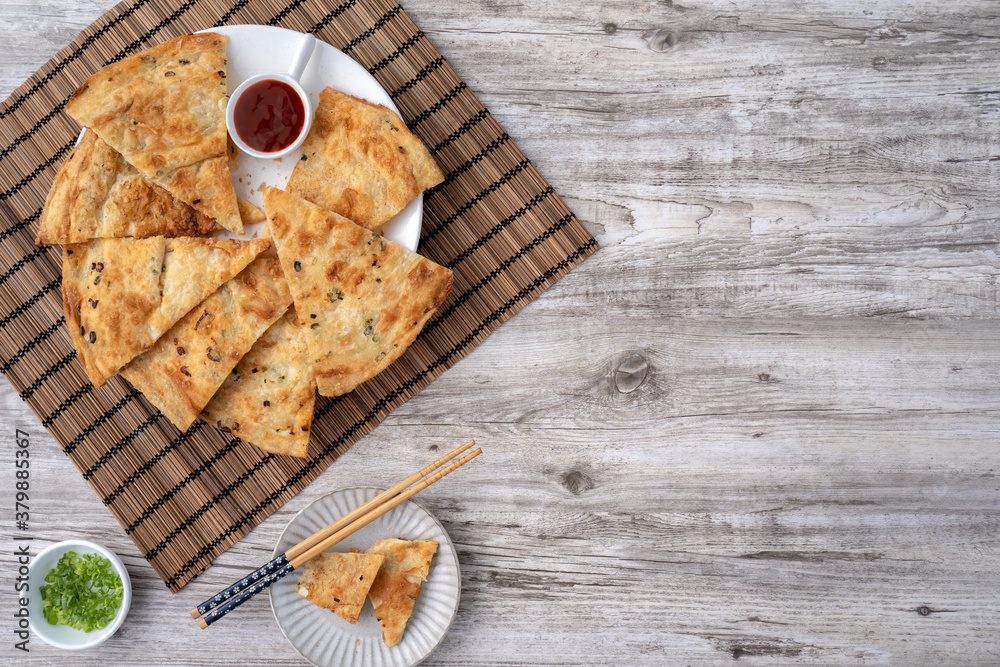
[2,1,1000,664]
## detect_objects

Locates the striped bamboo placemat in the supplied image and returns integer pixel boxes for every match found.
[0,0,596,592]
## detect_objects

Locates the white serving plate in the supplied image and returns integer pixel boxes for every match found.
[270,487,461,667]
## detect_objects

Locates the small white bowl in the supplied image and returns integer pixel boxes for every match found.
[225,32,316,160]
[226,73,313,159]
[28,540,132,650]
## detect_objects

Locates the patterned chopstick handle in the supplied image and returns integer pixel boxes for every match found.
[200,561,295,628]
[195,553,289,617]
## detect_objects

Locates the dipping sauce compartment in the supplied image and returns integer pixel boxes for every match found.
[233,79,307,153]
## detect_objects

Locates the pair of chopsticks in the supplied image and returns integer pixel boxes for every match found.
[190,439,481,628]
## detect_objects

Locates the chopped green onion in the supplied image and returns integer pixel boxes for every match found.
[40,552,123,632]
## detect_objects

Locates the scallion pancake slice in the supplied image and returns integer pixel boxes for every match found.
[65,33,243,233]
[286,87,444,230]
[37,131,219,245]
[201,309,316,457]
[121,252,292,432]
[63,236,269,387]
[262,187,453,397]
[296,552,384,625]
[366,538,438,647]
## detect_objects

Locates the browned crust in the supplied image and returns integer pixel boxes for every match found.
[38,132,218,245]
[237,196,266,225]
[65,33,229,170]
[64,33,243,233]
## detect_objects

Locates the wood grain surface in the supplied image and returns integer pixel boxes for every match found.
[2,0,999,664]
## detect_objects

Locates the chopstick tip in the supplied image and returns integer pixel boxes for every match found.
[189,607,200,619]
[198,618,208,630]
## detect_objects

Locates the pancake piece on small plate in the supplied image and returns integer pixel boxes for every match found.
[120,251,292,432]
[263,187,453,397]
[201,308,316,457]
[286,87,444,230]
[296,552,385,624]
[65,33,243,233]
[366,538,438,647]
[63,236,268,387]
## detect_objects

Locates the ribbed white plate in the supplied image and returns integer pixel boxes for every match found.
[270,488,461,667]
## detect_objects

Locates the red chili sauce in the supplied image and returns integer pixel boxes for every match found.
[233,79,306,153]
